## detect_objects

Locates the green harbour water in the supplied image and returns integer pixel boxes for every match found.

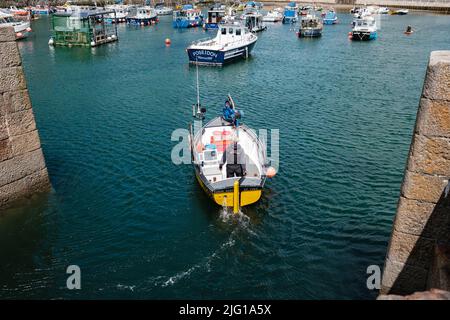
[1,12,450,299]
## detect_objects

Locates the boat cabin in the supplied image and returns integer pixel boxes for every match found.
[217,23,251,40]
[301,16,321,29]
[353,16,376,30]
[206,9,225,24]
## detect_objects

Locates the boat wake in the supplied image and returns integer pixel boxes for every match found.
[160,233,236,287]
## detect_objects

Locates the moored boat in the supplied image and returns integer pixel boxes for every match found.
[282,2,298,24]
[298,13,323,38]
[105,4,129,23]
[204,7,225,30]
[378,7,389,14]
[186,22,257,66]
[242,9,266,32]
[390,9,409,15]
[190,96,271,212]
[350,15,377,41]
[173,4,203,28]
[8,6,29,17]
[154,3,173,15]
[262,10,282,22]
[323,10,337,25]
[0,11,31,39]
[126,6,157,26]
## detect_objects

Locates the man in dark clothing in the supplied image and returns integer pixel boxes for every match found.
[219,142,247,178]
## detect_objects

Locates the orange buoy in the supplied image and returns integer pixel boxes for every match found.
[165,38,171,45]
[266,167,277,178]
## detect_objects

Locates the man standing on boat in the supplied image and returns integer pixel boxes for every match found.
[219,140,247,178]
[222,98,241,127]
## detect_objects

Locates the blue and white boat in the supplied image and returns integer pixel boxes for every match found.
[323,10,337,25]
[126,6,157,26]
[351,16,377,41]
[204,7,225,30]
[173,4,203,28]
[282,3,298,24]
[105,4,129,23]
[186,22,258,66]
[298,14,323,38]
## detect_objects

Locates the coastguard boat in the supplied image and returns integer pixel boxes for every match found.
[262,10,282,22]
[187,22,257,66]
[0,11,31,39]
[350,15,377,41]
[173,4,203,28]
[204,7,225,30]
[282,3,298,24]
[189,95,273,213]
[323,10,337,25]
[298,14,323,38]
[126,6,157,26]
[242,9,266,32]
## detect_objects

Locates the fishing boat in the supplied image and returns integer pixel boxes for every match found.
[262,10,282,22]
[189,95,273,213]
[242,9,266,32]
[390,9,409,15]
[186,22,257,66]
[0,11,31,39]
[154,3,173,15]
[282,3,298,24]
[298,14,323,38]
[173,4,203,28]
[204,7,225,30]
[323,10,337,25]
[350,15,377,41]
[126,6,157,26]
[105,4,129,23]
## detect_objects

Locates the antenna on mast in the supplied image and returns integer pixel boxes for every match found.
[193,59,206,120]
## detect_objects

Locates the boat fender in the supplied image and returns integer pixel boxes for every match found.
[266,167,277,178]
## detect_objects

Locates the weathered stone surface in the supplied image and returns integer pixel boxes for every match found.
[394,197,448,239]
[6,109,36,136]
[0,41,21,68]
[0,66,27,93]
[387,229,435,269]
[378,288,450,300]
[423,51,450,101]
[381,257,428,295]
[0,27,15,43]
[2,90,32,113]
[402,170,448,203]
[0,115,8,140]
[416,98,450,137]
[408,134,450,176]
[0,149,46,186]
[0,168,50,207]
[10,130,41,158]
[0,138,11,161]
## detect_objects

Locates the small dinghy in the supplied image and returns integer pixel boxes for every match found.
[189,95,273,213]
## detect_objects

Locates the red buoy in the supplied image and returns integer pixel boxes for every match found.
[165,38,171,46]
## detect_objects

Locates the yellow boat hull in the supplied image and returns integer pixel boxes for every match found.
[195,173,262,207]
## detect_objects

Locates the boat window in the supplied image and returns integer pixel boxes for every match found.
[221,27,226,35]
[229,28,233,34]
[236,28,241,35]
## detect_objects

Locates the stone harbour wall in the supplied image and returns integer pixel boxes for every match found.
[381,51,450,295]
[0,27,50,208]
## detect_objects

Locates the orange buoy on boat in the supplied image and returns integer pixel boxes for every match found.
[266,167,277,178]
